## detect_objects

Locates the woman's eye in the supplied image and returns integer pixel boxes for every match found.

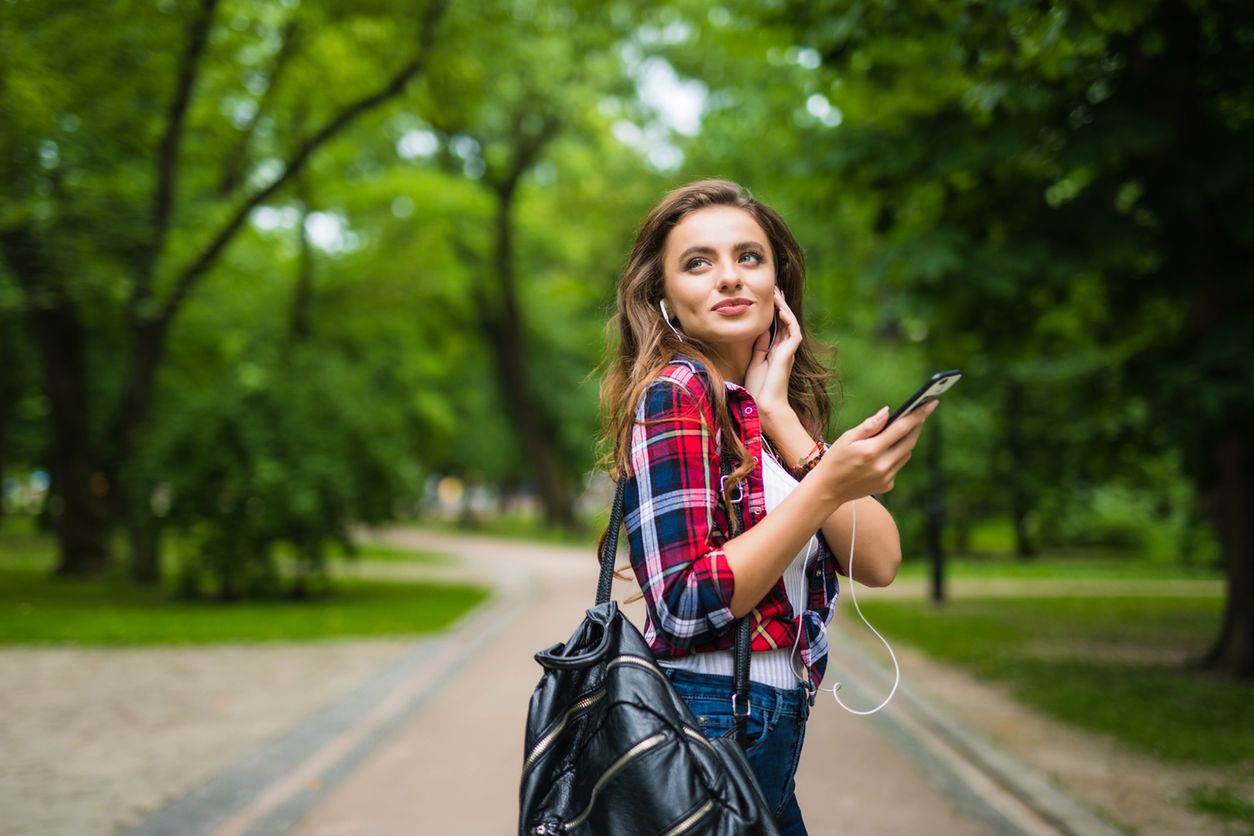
[740,251,764,265]
[685,257,710,271]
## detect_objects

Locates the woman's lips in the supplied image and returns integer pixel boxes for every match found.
[712,299,747,315]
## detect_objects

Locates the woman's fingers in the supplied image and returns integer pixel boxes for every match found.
[887,426,927,463]
[773,287,803,348]
[853,403,934,492]
[865,400,935,449]
[822,398,938,499]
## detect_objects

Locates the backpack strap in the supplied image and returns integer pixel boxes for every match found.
[719,440,753,748]
[595,474,625,607]
[598,446,754,750]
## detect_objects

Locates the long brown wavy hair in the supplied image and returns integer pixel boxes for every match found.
[593,180,840,559]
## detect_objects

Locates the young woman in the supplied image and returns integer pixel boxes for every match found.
[597,180,937,834]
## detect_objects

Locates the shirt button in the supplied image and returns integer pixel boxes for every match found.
[744,405,754,415]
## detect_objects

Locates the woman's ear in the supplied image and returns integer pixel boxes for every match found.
[659,298,686,343]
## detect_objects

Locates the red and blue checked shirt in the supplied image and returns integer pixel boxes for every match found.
[622,354,841,688]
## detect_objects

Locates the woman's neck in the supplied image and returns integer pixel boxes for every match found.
[709,342,752,387]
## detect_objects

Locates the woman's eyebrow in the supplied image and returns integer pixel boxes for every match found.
[675,241,767,262]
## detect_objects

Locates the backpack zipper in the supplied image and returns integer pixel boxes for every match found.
[523,689,607,773]
[662,799,716,836]
[562,733,668,830]
[522,654,663,773]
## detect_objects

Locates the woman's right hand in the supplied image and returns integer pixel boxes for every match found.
[813,401,939,505]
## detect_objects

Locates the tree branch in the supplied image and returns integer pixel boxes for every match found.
[218,18,301,197]
[130,0,219,322]
[157,0,448,329]
[485,109,563,199]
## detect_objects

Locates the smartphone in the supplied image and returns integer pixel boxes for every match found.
[883,370,962,429]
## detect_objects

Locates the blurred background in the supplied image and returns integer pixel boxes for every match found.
[1,0,1251,833]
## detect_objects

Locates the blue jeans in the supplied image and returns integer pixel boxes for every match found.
[662,667,810,836]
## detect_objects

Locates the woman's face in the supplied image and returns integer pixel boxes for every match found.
[661,206,776,358]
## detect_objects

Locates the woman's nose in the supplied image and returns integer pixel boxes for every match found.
[716,259,743,288]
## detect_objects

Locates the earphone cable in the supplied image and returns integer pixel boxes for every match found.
[793,498,901,715]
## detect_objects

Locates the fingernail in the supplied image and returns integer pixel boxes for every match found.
[877,406,889,418]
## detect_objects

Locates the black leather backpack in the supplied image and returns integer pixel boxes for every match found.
[518,468,781,835]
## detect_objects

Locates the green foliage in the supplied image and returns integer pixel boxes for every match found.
[0,0,662,582]
[649,2,1253,627]
[147,345,425,598]
[777,0,1254,489]
[1047,481,1217,562]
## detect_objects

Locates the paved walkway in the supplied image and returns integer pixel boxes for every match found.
[117,528,1126,836]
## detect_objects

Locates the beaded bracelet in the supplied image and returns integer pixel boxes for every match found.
[791,439,828,479]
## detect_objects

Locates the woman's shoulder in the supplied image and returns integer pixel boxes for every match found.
[653,353,712,400]
[636,354,715,420]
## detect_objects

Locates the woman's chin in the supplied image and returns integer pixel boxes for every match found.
[698,327,767,351]
[707,318,770,341]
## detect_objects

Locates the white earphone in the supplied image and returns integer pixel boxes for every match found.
[791,499,901,715]
[659,300,685,343]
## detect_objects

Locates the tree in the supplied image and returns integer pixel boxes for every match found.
[416,0,639,529]
[0,0,448,578]
[774,0,1254,675]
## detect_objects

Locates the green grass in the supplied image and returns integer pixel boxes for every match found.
[336,542,454,565]
[0,515,59,570]
[1188,786,1254,831]
[895,553,1221,581]
[0,566,489,644]
[414,512,603,547]
[859,595,1253,767]
[0,516,489,645]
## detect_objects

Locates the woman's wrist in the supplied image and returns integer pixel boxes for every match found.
[790,439,828,479]
[761,407,827,479]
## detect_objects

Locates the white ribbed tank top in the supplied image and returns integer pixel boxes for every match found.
[659,445,817,688]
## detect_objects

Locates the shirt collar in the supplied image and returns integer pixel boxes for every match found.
[673,352,750,395]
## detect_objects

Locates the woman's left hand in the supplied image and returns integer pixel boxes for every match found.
[744,286,803,421]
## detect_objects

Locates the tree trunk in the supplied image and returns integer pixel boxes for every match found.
[30,305,110,574]
[289,182,314,346]
[481,184,576,530]
[109,321,169,584]
[125,497,162,584]
[954,518,970,554]
[0,390,7,520]
[1004,382,1037,559]
[926,410,946,604]
[1,229,111,573]
[0,318,14,520]
[1202,433,1253,678]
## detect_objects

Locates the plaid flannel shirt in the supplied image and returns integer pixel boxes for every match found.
[623,354,841,688]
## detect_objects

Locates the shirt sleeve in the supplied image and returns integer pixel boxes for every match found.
[622,376,737,649]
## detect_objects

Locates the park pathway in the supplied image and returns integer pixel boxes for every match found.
[124,528,1124,835]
